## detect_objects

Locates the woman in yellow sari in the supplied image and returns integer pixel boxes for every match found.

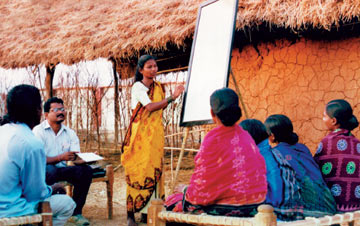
[122,55,184,226]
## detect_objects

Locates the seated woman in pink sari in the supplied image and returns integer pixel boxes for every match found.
[165,88,267,217]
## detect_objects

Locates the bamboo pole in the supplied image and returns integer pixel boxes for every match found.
[230,68,249,119]
[170,127,190,193]
[157,66,188,75]
[164,147,199,152]
[164,129,205,138]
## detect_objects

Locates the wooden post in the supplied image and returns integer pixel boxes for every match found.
[354,217,360,226]
[147,199,166,226]
[171,127,190,193]
[254,204,277,226]
[39,201,53,226]
[65,161,74,197]
[109,57,120,147]
[45,65,56,100]
[354,211,360,226]
[65,184,73,197]
[106,164,114,219]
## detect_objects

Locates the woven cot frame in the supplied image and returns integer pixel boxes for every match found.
[148,199,360,226]
[0,201,52,226]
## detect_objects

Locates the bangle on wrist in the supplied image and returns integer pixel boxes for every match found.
[167,96,174,104]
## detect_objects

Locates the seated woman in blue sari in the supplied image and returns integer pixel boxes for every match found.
[240,119,303,221]
[264,114,336,218]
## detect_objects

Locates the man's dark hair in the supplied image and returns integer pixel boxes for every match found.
[1,84,41,126]
[44,97,64,113]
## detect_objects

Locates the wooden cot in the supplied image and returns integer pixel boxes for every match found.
[0,201,52,226]
[148,199,360,226]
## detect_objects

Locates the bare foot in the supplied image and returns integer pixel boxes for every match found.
[140,213,147,223]
[127,216,137,226]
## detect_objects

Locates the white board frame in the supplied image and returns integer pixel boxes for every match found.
[180,0,239,127]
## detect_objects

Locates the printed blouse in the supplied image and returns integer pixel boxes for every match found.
[314,129,360,212]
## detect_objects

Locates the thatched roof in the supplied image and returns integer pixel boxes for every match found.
[0,0,359,69]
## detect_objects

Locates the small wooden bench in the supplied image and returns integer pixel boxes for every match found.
[65,164,114,219]
[148,199,360,226]
[91,164,114,219]
[0,201,52,226]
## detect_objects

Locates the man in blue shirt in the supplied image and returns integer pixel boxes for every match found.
[0,84,75,226]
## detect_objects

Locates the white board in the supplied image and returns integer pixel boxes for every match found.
[180,0,238,126]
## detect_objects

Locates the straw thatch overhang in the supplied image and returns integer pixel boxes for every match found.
[112,37,193,79]
[1,0,360,70]
[233,17,360,52]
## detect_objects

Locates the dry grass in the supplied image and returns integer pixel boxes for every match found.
[1,0,360,68]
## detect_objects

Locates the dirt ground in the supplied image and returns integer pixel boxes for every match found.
[65,155,195,226]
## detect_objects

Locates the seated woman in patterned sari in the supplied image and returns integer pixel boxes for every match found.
[314,99,360,212]
[165,88,267,217]
[241,119,304,221]
[264,114,336,218]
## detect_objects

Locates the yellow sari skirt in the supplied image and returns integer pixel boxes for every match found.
[121,82,165,213]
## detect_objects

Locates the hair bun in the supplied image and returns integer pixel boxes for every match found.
[289,132,299,145]
[346,115,359,131]
[326,99,358,131]
[217,106,241,126]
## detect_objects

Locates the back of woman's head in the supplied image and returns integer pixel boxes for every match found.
[326,99,359,131]
[264,114,299,145]
[240,119,268,145]
[210,88,242,126]
[134,55,156,82]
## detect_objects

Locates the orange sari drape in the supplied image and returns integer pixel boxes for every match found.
[121,81,165,213]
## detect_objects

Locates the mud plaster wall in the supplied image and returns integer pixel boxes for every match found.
[229,37,360,153]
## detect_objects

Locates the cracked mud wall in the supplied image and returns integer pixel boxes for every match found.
[230,37,360,153]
